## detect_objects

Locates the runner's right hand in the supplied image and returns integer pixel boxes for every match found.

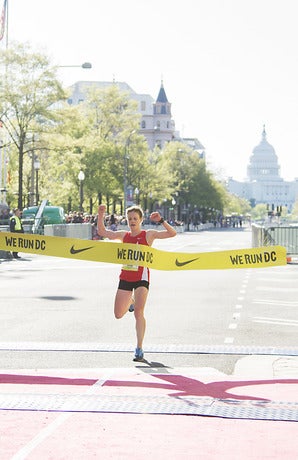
[98,204,106,214]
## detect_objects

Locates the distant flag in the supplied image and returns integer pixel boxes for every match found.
[0,0,7,42]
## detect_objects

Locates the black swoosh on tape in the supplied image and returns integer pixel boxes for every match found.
[70,245,94,255]
[175,257,200,267]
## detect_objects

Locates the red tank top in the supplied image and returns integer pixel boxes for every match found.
[119,230,150,282]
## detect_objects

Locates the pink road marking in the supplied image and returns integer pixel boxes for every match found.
[4,413,297,460]
[0,367,297,459]
[5,370,114,460]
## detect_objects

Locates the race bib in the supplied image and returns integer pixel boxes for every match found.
[122,264,139,271]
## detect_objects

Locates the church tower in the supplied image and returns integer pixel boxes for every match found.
[138,81,176,150]
[154,80,172,117]
[150,81,175,149]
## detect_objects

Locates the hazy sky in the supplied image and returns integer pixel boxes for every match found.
[3,0,298,180]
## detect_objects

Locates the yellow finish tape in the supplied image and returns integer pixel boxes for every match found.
[0,232,287,270]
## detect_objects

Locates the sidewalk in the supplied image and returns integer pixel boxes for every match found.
[0,355,297,459]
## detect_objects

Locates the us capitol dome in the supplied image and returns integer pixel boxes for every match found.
[228,126,298,211]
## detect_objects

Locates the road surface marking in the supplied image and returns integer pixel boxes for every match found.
[11,370,115,460]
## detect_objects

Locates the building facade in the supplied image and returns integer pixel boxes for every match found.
[67,80,205,156]
[139,81,176,149]
[228,126,298,211]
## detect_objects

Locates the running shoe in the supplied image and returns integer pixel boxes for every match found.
[129,295,135,312]
[133,347,144,361]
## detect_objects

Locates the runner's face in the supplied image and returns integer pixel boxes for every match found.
[127,211,142,230]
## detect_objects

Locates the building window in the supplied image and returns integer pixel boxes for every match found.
[141,120,146,129]
[141,101,146,111]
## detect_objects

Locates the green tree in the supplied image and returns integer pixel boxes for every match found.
[0,43,240,219]
[78,86,159,212]
[223,193,251,216]
[39,103,91,210]
[250,203,268,221]
[290,204,298,220]
[0,42,67,208]
[159,142,225,220]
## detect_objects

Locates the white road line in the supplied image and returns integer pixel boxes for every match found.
[11,413,71,460]
[253,316,298,326]
[256,286,298,292]
[224,337,234,344]
[228,323,238,329]
[253,319,298,327]
[233,312,241,319]
[253,299,298,307]
[11,370,114,460]
[258,277,297,283]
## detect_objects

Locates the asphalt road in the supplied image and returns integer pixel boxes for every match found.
[0,226,297,372]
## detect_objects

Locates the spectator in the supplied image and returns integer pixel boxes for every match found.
[9,208,24,259]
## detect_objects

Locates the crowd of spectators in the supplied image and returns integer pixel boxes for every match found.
[65,211,121,226]
[65,211,183,227]
[65,211,120,240]
[0,206,10,224]
[65,211,96,224]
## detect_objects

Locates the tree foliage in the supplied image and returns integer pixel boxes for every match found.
[0,42,67,208]
[159,142,225,214]
[0,41,238,220]
[75,86,159,212]
[223,193,251,216]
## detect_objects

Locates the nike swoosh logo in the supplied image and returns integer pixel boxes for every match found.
[70,245,94,255]
[175,257,200,267]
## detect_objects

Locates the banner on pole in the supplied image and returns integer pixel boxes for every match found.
[0,0,7,41]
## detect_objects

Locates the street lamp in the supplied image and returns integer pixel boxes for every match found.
[78,170,85,212]
[28,135,36,206]
[171,198,176,221]
[134,187,139,205]
[124,130,136,212]
[57,62,92,69]
[34,157,40,205]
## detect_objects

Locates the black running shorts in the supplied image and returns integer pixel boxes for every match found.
[118,279,149,291]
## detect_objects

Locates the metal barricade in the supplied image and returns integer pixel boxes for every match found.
[44,223,93,240]
[252,224,298,255]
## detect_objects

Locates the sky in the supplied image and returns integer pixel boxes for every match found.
[3,0,298,181]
